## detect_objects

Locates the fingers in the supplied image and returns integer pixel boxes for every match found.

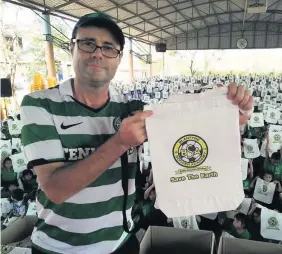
[242,96,254,111]
[231,85,245,105]
[238,89,252,109]
[131,110,153,123]
[227,83,238,100]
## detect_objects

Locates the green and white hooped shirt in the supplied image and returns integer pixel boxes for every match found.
[21,79,143,254]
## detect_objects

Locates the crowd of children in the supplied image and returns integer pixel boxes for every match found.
[1,113,38,229]
[1,73,281,245]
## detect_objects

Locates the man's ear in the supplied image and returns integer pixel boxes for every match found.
[69,42,74,55]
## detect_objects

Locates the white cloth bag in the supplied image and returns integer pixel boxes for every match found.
[243,138,260,159]
[260,208,282,241]
[146,89,244,217]
[268,131,282,152]
[1,140,11,150]
[249,113,264,128]
[1,147,12,160]
[236,198,252,215]
[11,138,22,151]
[269,124,282,133]
[9,152,28,173]
[253,178,276,204]
[7,120,22,136]
[240,158,248,180]
[265,108,279,124]
[172,216,199,230]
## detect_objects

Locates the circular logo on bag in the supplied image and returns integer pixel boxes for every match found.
[262,185,268,193]
[1,151,8,158]
[173,135,208,168]
[254,116,259,122]
[274,134,281,141]
[181,219,188,228]
[12,124,17,130]
[113,117,121,132]
[246,145,253,152]
[268,217,278,227]
[270,112,275,118]
[17,158,24,166]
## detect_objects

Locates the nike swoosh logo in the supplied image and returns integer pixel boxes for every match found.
[61,122,83,130]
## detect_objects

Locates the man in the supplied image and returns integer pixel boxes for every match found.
[21,12,254,254]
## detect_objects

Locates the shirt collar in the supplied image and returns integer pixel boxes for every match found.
[59,78,118,99]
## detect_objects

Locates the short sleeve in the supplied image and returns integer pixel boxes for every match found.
[21,94,65,169]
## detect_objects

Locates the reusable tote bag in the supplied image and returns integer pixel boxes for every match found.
[9,152,28,173]
[265,108,279,124]
[268,131,282,152]
[253,178,276,204]
[146,89,244,217]
[249,113,264,128]
[172,216,199,230]
[7,120,22,136]
[260,208,282,241]
[236,198,252,215]
[243,138,260,159]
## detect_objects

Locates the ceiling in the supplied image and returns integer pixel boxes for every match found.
[4,0,282,48]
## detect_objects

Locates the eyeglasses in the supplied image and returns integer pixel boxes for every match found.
[72,39,121,58]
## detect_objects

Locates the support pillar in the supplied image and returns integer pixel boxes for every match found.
[162,52,165,78]
[129,38,134,83]
[42,13,56,78]
[148,45,152,77]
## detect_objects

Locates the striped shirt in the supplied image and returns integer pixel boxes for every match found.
[20,79,143,254]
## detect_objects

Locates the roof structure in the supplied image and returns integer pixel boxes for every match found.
[4,0,282,49]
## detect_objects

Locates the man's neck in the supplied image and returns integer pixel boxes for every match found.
[73,80,110,109]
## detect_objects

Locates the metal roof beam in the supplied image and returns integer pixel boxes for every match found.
[105,0,175,38]
[142,0,187,35]
[165,0,198,32]
[191,0,209,27]
[136,10,244,37]
[48,0,79,12]
[121,0,228,26]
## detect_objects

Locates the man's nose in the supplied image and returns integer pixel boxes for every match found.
[91,47,103,58]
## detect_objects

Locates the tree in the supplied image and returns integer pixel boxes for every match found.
[0,3,22,107]
[188,51,197,76]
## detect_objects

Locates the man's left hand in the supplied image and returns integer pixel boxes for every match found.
[227,83,254,125]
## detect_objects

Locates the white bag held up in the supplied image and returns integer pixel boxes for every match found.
[1,140,11,150]
[268,131,282,152]
[243,138,260,159]
[7,120,22,136]
[146,88,244,217]
[249,113,264,128]
[9,152,28,173]
[260,208,282,241]
[269,124,282,133]
[240,158,248,181]
[253,178,276,204]
[236,198,252,215]
[265,108,279,124]
[172,216,199,230]
[1,147,12,160]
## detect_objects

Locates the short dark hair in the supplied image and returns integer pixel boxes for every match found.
[11,188,24,201]
[263,170,273,178]
[271,152,281,161]
[22,169,33,178]
[234,213,247,228]
[253,208,261,216]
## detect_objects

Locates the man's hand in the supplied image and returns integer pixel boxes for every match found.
[115,110,153,150]
[227,83,254,125]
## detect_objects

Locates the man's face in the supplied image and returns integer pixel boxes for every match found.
[71,26,122,88]
[8,184,17,192]
[4,160,12,170]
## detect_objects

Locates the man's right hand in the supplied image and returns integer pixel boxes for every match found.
[115,110,153,149]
